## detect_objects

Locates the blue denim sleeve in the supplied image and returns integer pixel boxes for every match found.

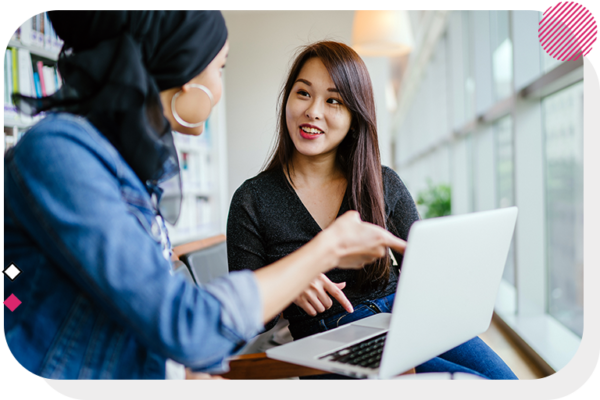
[193,270,264,373]
[4,116,263,370]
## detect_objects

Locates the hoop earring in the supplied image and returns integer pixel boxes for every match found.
[171,84,214,128]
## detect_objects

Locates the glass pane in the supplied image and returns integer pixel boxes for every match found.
[539,12,564,73]
[490,11,513,101]
[467,133,475,213]
[494,115,515,286]
[463,11,476,121]
[542,81,584,337]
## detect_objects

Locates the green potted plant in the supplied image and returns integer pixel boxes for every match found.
[416,180,452,219]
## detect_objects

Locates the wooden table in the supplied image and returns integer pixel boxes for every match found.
[216,352,416,380]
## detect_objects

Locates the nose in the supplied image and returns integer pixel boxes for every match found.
[305,98,324,120]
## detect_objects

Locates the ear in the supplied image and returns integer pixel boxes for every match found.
[349,118,358,133]
[180,82,191,93]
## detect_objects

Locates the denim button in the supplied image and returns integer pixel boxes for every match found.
[151,219,160,237]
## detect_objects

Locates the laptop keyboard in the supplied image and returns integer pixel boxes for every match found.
[318,332,387,369]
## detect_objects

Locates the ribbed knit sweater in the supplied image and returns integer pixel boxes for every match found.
[226,166,420,331]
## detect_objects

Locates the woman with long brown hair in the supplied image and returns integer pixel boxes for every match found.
[5,13,407,380]
[227,41,517,379]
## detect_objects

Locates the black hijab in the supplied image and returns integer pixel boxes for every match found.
[13,11,227,186]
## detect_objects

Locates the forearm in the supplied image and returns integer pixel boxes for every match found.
[253,230,339,323]
[253,210,407,324]
[5,126,262,369]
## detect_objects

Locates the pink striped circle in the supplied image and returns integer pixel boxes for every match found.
[539,2,597,61]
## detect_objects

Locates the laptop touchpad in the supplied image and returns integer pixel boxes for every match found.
[317,325,383,343]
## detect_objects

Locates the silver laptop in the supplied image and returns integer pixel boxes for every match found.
[267,207,518,379]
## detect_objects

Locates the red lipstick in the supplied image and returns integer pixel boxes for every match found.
[298,124,324,140]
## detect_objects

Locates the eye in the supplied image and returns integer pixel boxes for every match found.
[328,98,343,105]
[297,90,310,98]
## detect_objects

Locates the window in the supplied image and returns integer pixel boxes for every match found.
[463,11,476,121]
[394,11,584,371]
[542,81,584,337]
[490,11,513,100]
[494,115,516,286]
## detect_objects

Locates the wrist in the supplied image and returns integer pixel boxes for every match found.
[312,228,342,272]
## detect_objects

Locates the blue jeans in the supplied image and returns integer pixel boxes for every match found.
[295,293,518,380]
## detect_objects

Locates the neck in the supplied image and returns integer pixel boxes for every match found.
[287,148,344,187]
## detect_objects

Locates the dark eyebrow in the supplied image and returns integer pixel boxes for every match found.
[295,78,339,93]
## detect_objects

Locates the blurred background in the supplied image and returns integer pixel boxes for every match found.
[4,10,583,378]
[220,11,583,374]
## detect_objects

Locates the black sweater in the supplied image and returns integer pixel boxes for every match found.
[226,166,420,330]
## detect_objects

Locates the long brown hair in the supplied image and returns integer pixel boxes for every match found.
[264,41,390,291]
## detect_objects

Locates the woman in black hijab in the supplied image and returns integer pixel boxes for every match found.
[4,11,407,379]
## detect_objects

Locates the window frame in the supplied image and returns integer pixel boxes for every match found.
[393,10,583,373]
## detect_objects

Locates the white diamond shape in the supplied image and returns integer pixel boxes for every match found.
[3,264,22,281]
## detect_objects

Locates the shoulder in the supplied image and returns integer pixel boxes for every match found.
[381,165,401,185]
[381,165,408,195]
[230,168,282,206]
[247,168,282,188]
[24,113,104,143]
[4,113,145,200]
[12,113,120,165]
[380,165,414,208]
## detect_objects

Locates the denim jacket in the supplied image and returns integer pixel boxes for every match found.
[4,113,263,379]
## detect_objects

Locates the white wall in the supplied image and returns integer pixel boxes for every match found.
[222,11,354,201]
[362,57,393,167]
[222,11,394,204]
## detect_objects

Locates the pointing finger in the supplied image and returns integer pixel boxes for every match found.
[383,231,407,254]
[324,280,353,313]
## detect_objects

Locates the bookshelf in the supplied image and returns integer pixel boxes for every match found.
[4,12,229,246]
[4,13,62,151]
[164,91,229,245]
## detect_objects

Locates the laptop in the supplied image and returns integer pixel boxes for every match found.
[267,207,518,379]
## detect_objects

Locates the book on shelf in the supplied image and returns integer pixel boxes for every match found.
[10,48,35,126]
[4,45,62,128]
[19,18,32,46]
[37,61,47,96]
[3,54,9,103]
[11,48,19,93]
[162,124,219,243]
[44,13,58,51]
[33,72,42,97]
[175,149,212,194]
[166,195,213,241]
[173,125,211,147]
[13,12,63,53]
[17,48,34,98]
[4,50,15,116]
[43,65,59,94]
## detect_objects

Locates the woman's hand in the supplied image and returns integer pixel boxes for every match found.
[253,210,406,323]
[293,273,354,317]
[321,210,407,269]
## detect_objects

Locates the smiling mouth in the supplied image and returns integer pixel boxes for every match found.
[300,126,324,135]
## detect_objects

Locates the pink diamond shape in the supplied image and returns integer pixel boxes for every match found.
[4,294,21,312]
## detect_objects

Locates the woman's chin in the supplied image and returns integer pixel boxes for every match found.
[294,145,331,158]
[174,122,205,136]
